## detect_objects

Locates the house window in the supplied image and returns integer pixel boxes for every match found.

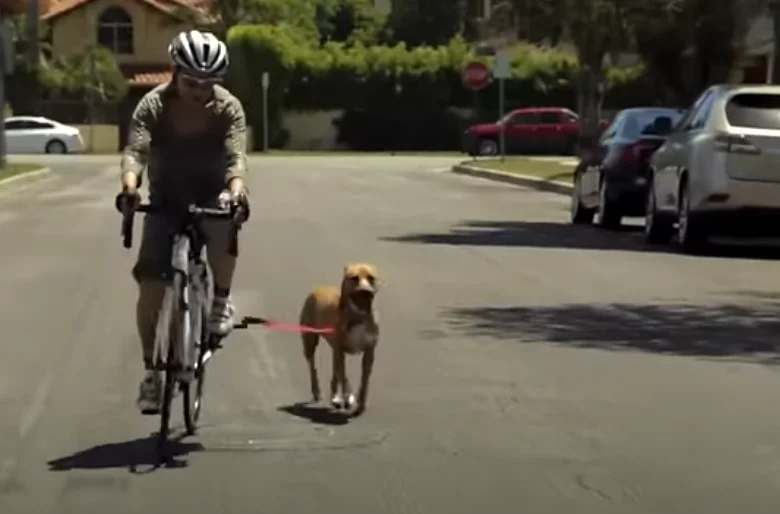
[97,7,133,54]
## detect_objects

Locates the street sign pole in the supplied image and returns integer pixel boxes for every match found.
[261,71,269,152]
[499,78,505,161]
[493,51,510,162]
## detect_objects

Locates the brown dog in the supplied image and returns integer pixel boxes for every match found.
[298,263,380,415]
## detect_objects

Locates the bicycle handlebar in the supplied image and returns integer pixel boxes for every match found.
[121,202,242,256]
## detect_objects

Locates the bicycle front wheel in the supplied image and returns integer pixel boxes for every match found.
[183,291,208,435]
[157,275,184,456]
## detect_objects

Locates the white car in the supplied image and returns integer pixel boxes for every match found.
[647,84,780,252]
[4,116,84,154]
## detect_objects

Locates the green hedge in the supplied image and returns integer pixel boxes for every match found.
[227,25,656,150]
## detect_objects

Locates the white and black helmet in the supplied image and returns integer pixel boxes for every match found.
[168,30,229,79]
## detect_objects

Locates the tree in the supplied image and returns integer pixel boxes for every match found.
[45,45,128,103]
[388,0,467,47]
[498,0,628,154]
[630,0,748,105]
[193,0,386,46]
[314,0,387,45]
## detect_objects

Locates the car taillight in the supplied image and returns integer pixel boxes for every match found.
[714,133,760,154]
[618,142,656,167]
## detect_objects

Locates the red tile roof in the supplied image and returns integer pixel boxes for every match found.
[127,70,173,86]
[41,0,212,21]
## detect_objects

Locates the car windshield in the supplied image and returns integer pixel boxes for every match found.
[620,110,683,139]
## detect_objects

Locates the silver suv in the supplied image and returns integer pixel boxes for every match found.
[646,84,780,252]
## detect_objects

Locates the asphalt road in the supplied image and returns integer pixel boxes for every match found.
[3,155,780,513]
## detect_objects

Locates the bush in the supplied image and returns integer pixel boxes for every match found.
[228,25,654,150]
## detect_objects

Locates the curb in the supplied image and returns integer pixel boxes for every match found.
[451,163,574,195]
[0,167,51,188]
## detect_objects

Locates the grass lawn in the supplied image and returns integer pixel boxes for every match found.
[0,163,42,181]
[471,157,576,183]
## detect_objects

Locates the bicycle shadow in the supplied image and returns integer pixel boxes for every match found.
[47,431,204,474]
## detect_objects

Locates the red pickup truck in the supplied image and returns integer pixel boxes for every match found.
[462,107,606,156]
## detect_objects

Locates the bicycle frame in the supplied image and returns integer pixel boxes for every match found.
[152,225,211,384]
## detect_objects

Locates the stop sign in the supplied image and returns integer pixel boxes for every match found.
[462,61,491,91]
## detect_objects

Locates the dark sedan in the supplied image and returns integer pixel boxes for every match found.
[570,107,684,229]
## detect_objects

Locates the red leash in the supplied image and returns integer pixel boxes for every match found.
[239,316,334,334]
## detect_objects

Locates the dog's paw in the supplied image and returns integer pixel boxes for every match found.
[331,394,344,409]
[344,393,357,410]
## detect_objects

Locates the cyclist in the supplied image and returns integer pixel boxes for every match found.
[115,29,250,414]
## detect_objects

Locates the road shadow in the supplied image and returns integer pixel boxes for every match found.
[383,219,780,259]
[47,432,204,474]
[382,220,655,252]
[442,300,780,362]
[278,402,350,426]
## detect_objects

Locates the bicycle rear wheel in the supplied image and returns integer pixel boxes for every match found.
[157,276,183,457]
[183,293,208,435]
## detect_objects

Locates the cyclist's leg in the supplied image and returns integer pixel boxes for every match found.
[201,218,237,336]
[132,214,175,413]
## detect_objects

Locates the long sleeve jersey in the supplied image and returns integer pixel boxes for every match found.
[120,83,248,207]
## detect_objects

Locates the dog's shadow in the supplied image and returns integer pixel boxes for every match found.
[277,402,351,426]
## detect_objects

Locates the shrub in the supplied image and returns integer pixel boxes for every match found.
[228,25,653,150]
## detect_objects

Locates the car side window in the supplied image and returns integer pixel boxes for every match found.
[509,112,540,125]
[4,120,28,130]
[670,94,707,134]
[677,90,713,132]
[686,93,715,131]
[27,121,54,129]
[539,112,562,124]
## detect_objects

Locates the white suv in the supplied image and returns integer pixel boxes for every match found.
[646,84,780,252]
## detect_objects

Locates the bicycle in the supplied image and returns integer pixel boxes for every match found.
[120,200,241,460]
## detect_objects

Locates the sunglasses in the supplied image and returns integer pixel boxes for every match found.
[179,74,220,90]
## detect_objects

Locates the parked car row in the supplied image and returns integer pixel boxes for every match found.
[570,83,780,253]
[462,106,609,156]
[3,116,84,154]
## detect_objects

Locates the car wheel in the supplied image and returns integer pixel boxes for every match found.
[570,172,595,225]
[478,138,498,156]
[45,140,67,154]
[644,180,674,244]
[676,180,707,253]
[597,177,621,229]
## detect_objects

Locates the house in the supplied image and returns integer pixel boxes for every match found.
[737,10,775,83]
[41,0,212,86]
[39,0,213,149]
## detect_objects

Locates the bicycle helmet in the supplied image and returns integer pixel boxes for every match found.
[168,30,229,79]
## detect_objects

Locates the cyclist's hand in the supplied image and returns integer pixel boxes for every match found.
[115,187,141,214]
[229,189,250,224]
